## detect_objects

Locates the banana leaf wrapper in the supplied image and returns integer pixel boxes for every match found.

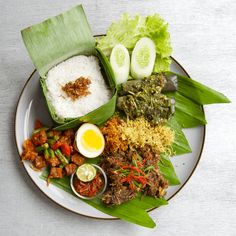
[21,5,117,129]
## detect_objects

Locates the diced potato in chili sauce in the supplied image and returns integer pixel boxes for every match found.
[21,120,90,180]
[71,153,85,166]
[64,163,77,176]
[48,167,63,179]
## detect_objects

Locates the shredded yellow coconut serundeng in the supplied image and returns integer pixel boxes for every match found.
[120,117,174,154]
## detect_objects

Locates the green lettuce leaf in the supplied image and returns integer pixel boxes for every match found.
[96,13,172,72]
[154,55,172,73]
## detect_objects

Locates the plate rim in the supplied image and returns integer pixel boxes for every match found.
[14,56,206,220]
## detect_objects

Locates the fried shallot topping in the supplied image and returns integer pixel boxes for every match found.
[62,77,91,100]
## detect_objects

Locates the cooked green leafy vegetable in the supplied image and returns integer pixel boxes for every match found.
[96,13,172,72]
[117,74,175,124]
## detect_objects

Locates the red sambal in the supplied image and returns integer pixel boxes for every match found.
[73,174,104,198]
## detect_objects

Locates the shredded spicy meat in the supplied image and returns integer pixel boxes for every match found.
[62,77,91,100]
[101,145,168,206]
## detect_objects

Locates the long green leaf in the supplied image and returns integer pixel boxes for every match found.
[167,72,230,104]
[175,107,205,128]
[21,5,95,78]
[40,169,167,228]
[84,198,157,228]
[96,47,117,89]
[167,91,207,128]
[159,154,180,185]
[167,117,192,155]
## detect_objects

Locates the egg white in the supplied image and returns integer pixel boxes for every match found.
[75,123,105,158]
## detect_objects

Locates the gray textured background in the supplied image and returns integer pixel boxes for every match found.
[0,0,236,235]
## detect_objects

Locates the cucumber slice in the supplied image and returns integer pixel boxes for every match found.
[131,37,156,79]
[110,44,130,84]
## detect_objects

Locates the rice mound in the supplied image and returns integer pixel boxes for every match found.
[46,55,111,118]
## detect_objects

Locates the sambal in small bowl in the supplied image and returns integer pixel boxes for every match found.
[70,163,107,200]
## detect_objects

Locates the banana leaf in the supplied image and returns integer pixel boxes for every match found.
[41,169,167,228]
[21,5,95,78]
[167,92,207,128]
[159,154,180,185]
[21,5,117,129]
[166,72,230,105]
[164,72,229,128]
[167,117,192,155]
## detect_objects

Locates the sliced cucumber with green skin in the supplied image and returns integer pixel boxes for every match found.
[131,37,156,79]
[110,44,130,84]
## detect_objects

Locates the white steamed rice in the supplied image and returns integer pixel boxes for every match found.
[46,55,112,119]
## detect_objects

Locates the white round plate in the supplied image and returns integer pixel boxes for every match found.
[15,57,205,219]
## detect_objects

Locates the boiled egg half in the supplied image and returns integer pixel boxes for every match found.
[75,123,105,158]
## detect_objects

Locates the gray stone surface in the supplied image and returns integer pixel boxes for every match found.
[0,0,235,235]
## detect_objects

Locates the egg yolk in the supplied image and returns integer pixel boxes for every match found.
[81,129,103,151]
